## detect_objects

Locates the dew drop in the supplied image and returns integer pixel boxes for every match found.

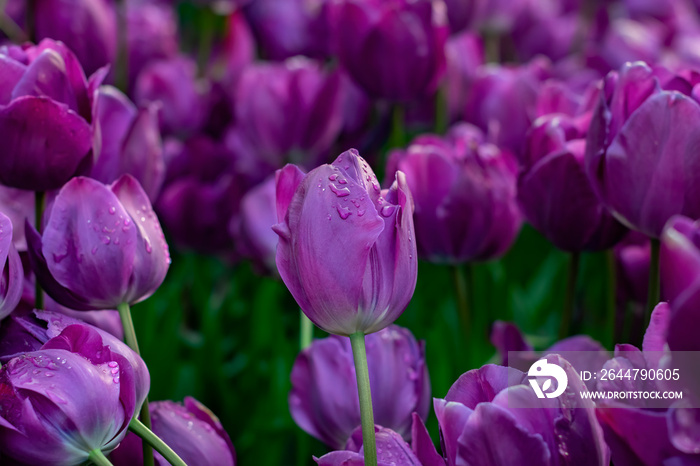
[328,174,338,181]
[102,236,111,245]
[338,179,347,184]
[91,246,98,255]
[108,362,118,368]
[357,210,365,217]
[336,205,352,220]
[108,206,116,215]
[329,184,351,197]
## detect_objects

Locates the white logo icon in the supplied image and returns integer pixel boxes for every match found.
[528,359,568,399]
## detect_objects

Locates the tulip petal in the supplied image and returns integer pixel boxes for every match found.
[0,55,26,105]
[660,216,700,305]
[445,364,514,407]
[411,413,445,466]
[0,96,92,190]
[275,164,307,223]
[110,175,170,304]
[11,49,79,113]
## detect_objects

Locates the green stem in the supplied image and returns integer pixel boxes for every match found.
[349,332,377,466]
[559,252,580,339]
[299,311,313,350]
[389,104,405,149]
[35,191,45,310]
[115,0,128,92]
[606,250,618,348]
[0,5,27,43]
[451,265,471,339]
[117,302,154,466]
[483,29,500,63]
[646,239,661,327]
[434,86,448,135]
[197,9,216,78]
[88,449,114,466]
[129,419,187,466]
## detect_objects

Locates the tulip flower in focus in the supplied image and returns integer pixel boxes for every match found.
[315,416,444,466]
[329,0,448,102]
[0,212,23,320]
[92,86,165,201]
[0,39,104,191]
[387,124,521,264]
[110,397,236,466]
[586,62,700,238]
[0,324,144,465]
[0,309,149,408]
[435,357,608,466]
[273,149,417,336]
[26,175,170,310]
[289,325,430,448]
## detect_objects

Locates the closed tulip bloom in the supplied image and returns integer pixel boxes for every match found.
[273,149,417,335]
[387,124,522,263]
[0,212,23,320]
[435,358,608,466]
[134,56,209,137]
[518,114,626,252]
[34,0,117,76]
[92,86,164,201]
[0,324,143,465]
[329,0,448,102]
[110,397,236,466]
[26,175,170,310]
[0,309,149,409]
[315,416,444,466]
[290,325,430,448]
[586,62,700,238]
[0,39,104,191]
[233,58,343,170]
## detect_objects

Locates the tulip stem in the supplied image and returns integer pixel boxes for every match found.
[390,104,406,149]
[88,449,114,466]
[349,332,377,466]
[115,0,128,92]
[559,252,580,339]
[300,311,313,350]
[606,250,617,348]
[35,191,46,310]
[25,0,36,41]
[0,9,27,43]
[197,9,216,78]
[645,239,661,327]
[118,302,154,466]
[129,418,188,466]
[435,86,448,135]
[451,264,472,339]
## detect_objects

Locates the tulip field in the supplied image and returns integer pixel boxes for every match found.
[2,0,700,465]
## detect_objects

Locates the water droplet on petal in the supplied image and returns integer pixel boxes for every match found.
[329,174,338,181]
[102,236,111,245]
[336,205,352,220]
[381,205,396,217]
[329,184,351,197]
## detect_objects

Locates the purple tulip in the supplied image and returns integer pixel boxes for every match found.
[110,397,236,466]
[92,85,164,201]
[0,39,104,191]
[273,149,417,335]
[509,1,579,63]
[615,231,650,308]
[387,124,522,263]
[34,0,117,76]
[156,136,252,254]
[435,358,608,466]
[289,325,430,449]
[26,175,170,310]
[210,10,255,92]
[315,415,444,466]
[443,0,474,33]
[0,213,23,320]
[490,321,609,390]
[586,62,700,238]
[232,58,343,170]
[0,186,34,251]
[595,304,700,464]
[329,0,448,102]
[126,2,179,89]
[244,0,330,60]
[134,56,209,137]
[518,113,626,252]
[462,58,549,159]
[444,31,484,122]
[0,324,143,464]
[231,174,279,274]
[0,308,149,410]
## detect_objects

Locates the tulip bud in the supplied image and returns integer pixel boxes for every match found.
[387,124,522,263]
[92,86,165,201]
[273,149,417,336]
[26,175,170,310]
[0,39,104,191]
[0,324,143,465]
[110,397,236,466]
[329,0,448,102]
[290,325,430,449]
